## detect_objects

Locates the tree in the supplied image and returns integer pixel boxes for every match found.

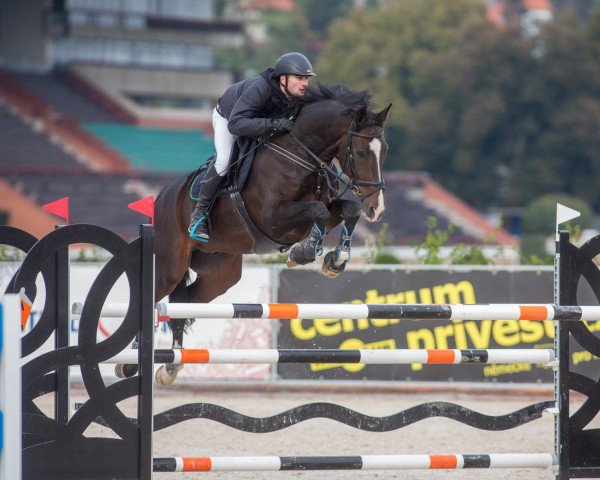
[374,12,599,210]
[295,0,354,42]
[406,20,539,207]
[317,0,486,161]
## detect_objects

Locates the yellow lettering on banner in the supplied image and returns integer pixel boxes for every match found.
[290,318,316,340]
[309,338,397,372]
[433,281,476,304]
[341,318,354,332]
[493,320,521,347]
[372,317,397,327]
[520,320,545,343]
[419,287,433,304]
[385,292,405,303]
[403,290,418,303]
[544,321,555,338]
[464,320,493,349]
[433,323,455,349]
[483,363,532,377]
[452,320,468,349]
[572,350,600,366]
[314,318,342,336]
[586,321,600,333]
[365,289,385,303]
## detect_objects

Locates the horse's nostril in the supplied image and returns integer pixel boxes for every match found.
[369,206,377,217]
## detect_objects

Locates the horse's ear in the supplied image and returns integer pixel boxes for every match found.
[354,105,368,129]
[376,104,392,124]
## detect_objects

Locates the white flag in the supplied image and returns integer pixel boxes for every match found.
[556,203,581,226]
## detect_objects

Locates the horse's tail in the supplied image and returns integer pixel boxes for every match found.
[168,270,195,331]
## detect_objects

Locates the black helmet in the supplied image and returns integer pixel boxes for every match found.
[273,52,317,77]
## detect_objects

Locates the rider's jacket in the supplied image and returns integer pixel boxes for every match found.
[217,68,290,138]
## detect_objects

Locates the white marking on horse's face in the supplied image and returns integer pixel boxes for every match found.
[368,138,385,221]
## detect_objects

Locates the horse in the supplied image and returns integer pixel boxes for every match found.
[116,83,391,385]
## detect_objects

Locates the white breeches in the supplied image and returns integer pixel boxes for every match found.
[212,107,235,177]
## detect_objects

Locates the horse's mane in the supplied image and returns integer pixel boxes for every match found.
[288,83,378,121]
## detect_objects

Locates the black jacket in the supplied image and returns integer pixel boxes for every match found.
[218,68,290,137]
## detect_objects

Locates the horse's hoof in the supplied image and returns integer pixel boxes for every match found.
[287,244,316,267]
[115,363,138,378]
[287,254,299,268]
[322,251,346,279]
[155,363,183,386]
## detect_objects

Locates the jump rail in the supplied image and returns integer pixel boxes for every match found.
[104,348,556,365]
[72,301,600,321]
[153,453,557,472]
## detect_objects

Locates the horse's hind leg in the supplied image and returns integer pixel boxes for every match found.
[155,252,243,386]
[155,277,189,385]
[322,198,361,278]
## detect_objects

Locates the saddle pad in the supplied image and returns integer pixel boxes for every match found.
[190,137,257,200]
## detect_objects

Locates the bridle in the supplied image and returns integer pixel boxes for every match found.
[267,113,386,202]
[340,116,386,200]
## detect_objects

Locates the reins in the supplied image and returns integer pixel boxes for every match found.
[201,113,386,204]
[271,115,385,202]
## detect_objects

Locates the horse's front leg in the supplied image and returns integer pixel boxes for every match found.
[285,201,330,267]
[322,198,361,278]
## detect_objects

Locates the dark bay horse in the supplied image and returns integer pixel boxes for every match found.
[118,84,391,384]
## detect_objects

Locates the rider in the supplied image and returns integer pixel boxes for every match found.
[188,52,317,242]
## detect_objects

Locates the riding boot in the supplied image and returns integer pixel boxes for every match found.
[188,165,225,242]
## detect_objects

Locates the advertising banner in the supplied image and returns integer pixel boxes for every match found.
[276,268,600,383]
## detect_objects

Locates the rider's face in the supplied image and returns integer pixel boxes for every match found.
[280,74,311,96]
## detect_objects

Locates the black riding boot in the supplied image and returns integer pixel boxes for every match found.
[188,165,225,242]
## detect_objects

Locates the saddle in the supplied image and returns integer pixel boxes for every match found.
[188,137,293,254]
[190,136,256,200]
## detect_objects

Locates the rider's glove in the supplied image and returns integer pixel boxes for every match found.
[270,117,294,133]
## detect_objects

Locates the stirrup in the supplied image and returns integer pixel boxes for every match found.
[189,216,210,242]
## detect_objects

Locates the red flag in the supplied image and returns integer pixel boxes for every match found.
[128,196,154,225]
[19,288,32,330]
[42,197,69,224]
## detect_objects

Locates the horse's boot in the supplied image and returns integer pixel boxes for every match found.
[287,223,324,267]
[322,228,353,278]
[189,165,224,242]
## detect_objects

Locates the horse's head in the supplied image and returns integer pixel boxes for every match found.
[287,84,391,221]
[337,103,391,222]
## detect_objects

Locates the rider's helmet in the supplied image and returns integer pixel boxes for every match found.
[273,52,317,77]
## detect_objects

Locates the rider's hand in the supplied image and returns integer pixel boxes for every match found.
[270,117,294,132]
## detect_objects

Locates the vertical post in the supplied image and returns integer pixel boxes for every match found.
[0,295,22,480]
[54,244,70,423]
[555,230,571,479]
[138,225,155,480]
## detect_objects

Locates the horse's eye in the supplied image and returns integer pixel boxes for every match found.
[356,150,367,159]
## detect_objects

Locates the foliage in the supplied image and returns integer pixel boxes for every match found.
[0,246,24,262]
[262,251,288,264]
[449,242,500,265]
[413,217,456,265]
[367,223,401,264]
[72,248,111,262]
[315,1,600,211]
[412,217,506,265]
[522,194,592,234]
[295,0,354,40]
[317,0,486,161]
